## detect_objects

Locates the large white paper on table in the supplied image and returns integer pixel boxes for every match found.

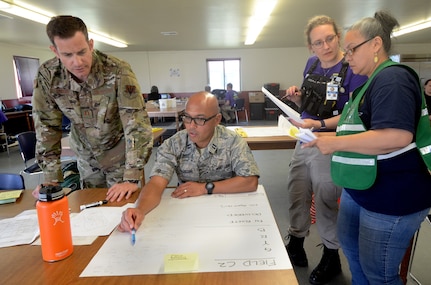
[261,87,303,123]
[80,185,292,277]
[71,203,133,236]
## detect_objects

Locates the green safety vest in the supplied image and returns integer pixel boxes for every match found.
[331,60,431,190]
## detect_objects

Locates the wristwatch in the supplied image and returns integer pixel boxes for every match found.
[125,180,140,184]
[205,182,214,195]
[319,120,326,130]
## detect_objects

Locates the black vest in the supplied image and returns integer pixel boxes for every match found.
[299,59,348,119]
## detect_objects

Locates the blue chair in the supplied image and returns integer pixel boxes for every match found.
[0,173,25,190]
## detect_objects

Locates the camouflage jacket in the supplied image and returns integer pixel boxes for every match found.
[151,125,260,183]
[32,50,152,182]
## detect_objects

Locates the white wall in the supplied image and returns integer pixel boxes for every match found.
[110,47,311,94]
[0,43,52,100]
[393,43,431,85]
[1,41,431,100]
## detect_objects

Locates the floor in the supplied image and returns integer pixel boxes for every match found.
[0,119,429,285]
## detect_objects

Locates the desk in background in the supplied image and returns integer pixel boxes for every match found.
[0,188,298,285]
[3,110,34,135]
[227,126,296,150]
[146,102,186,131]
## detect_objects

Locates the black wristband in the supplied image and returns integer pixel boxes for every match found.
[320,120,326,130]
[125,180,140,184]
[205,182,214,195]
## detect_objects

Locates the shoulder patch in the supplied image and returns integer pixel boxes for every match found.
[125,85,138,98]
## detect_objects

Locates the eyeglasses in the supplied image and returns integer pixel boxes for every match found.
[181,113,218,126]
[311,34,337,49]
[343,38,374,57]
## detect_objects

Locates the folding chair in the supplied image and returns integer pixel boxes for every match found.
[16,131,43,181]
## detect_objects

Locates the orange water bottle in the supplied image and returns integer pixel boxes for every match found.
[36,185,73,262]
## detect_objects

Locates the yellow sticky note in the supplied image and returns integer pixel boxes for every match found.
[234,128,248,138]
[288,126,300,139]
[0,190,23,200]
[152,127,163,133]
[164,253,199,273]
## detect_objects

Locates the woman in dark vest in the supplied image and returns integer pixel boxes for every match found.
[282,15,367,285]
[304,11,431,284]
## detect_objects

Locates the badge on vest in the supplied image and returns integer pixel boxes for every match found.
[326,75,341,100]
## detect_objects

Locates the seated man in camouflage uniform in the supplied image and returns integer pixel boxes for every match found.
[31,16,152,202]
[118,92,260,232]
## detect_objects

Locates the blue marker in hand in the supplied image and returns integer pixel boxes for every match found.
[131,229,136,246]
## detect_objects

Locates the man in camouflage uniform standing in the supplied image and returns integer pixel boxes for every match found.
[32,16,152,202]
[118,92,260,232]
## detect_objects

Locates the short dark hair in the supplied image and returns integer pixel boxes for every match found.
[46,15,89,46]
[425,79,431,86]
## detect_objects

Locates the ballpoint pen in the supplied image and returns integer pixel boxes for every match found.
[131,229,136,246]
[79,200,108,210]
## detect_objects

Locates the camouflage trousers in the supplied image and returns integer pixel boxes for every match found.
[76,154,125,188]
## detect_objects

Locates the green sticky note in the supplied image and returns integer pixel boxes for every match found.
[164,253,199,273]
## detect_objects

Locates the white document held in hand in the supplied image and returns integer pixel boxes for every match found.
[261,87,304,124]
[278,115,316,143]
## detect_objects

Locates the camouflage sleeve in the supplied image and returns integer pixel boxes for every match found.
[32,68,64,182]
[116,62,153,181]
[149,135,180,181]
[230,134,260,177]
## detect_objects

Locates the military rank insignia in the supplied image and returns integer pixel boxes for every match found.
[125,85,137,98]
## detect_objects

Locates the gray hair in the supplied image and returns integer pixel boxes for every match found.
[347,11,399,54]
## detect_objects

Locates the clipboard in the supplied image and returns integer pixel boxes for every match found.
[261,87,303,124]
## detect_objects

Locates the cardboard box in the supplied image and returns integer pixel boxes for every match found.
[248,92,265,103]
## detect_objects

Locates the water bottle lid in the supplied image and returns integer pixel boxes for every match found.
[39,185,65,202]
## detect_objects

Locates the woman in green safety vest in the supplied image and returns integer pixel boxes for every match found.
[303,11,431,284]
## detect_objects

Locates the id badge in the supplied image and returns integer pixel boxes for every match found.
[326,82,338,100]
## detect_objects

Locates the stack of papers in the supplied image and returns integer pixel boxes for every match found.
[0,210,39,248]
[229,116,316,143]
[261,87,303,124]
[0,203,134,248]
[0,190,23,205]
[278,115,316,143]
[260,87,316,143]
